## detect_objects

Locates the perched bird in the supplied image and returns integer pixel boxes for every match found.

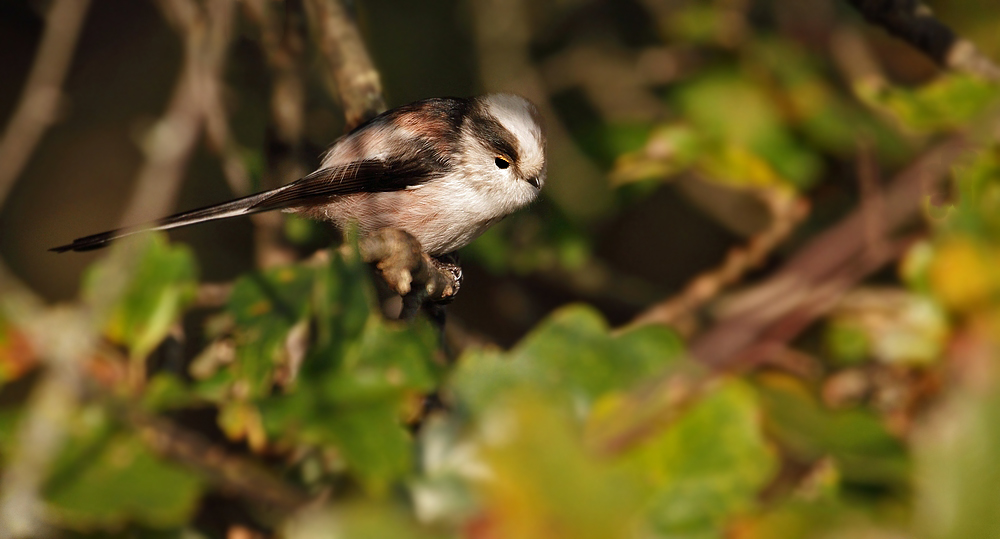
[52,94,546,256]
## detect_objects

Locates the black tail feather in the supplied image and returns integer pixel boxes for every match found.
[50,189,280,253]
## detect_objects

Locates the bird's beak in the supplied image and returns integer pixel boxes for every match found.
[526,176,540,189]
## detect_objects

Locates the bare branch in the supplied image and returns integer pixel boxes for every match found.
[843,0,1000,80]
[302,0,386,130]
[131,413,311,513]
[690,136,971,370]
[118,0,237,227]
[0,0,91,212]
[627,189,809,331]
[354,229,461,317]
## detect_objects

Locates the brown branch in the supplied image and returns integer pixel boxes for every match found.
[0,0,91,212]
[843,0,1000,80]
[302,0,386,130]
[131,413,311,513]
[0,7,93,530]
[118,0,237,227]
[627,189,809,331]
[595,137,970,455]
[242,0,309,268]
[354,229,461,318]
[691,135,971,370]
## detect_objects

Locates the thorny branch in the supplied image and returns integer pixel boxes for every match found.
[843,0,1000,80]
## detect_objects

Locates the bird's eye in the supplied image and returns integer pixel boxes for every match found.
[494,156,511,169]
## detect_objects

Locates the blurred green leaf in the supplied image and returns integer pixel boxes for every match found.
[859,74,1000,133]
[452,304,683,415]
[630,380,777,539]
[45,410,202,529]
[224,264,314,398]
[252,251,439,494]
[83,235,197,361]
[915,376,1000,539]
[674,71,822,188]
[756,374,908,487]
[470,394,646,539]
[284,503,447,539]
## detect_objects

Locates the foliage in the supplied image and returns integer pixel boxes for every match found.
[5,1,1000,538]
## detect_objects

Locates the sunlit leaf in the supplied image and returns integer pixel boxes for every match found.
[83,234,197,361]
[859,74,1000,133]
[471,394,646,539]
[452,304,683,415]
[629,380,777,539]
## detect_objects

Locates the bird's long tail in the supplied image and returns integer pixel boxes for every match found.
[50,188,286,253]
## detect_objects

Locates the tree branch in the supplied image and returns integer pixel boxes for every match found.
[302,0,386,130]
[131,413,311,513]
[0,0,91,212]
[118,0,237,227]
[627,189,809,331]
[690,135,971,370]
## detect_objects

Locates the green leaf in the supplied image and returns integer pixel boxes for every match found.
[470,394,647,539]
[756,374,908,487]
[629,380,777,539]
[83,234,197,361]
[256,252,439,494]
[674,71,822,188]
[225,264,314,397]
[452,304,683,415]
[45,411,202,529]
[915,382,1000,539]
[285,503,447,539]
[859,74,1000,133]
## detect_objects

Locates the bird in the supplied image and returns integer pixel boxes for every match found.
[51,93,547,257]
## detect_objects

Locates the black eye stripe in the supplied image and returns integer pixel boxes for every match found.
[467,102,520,164]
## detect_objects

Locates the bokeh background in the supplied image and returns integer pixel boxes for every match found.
[4,0,1000,538]
[10,0,993,341]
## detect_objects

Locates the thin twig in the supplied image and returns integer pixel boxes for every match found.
[597,137,969,455]
[857,140,889,263]
[627,189,809,331]
[118,0,237,227]
[0,0,91,212]
[691,136,970,369]
[131,413,311,512]
[243,0,309,268]
[302,0,386,130]
[843,0,1000,80]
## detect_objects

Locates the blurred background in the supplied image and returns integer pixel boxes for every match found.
[5,0,1000,537]
[3,0,992,344]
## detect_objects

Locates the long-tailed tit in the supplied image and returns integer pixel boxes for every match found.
[52,94,546,256]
